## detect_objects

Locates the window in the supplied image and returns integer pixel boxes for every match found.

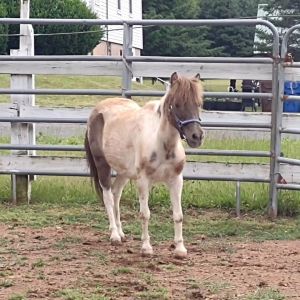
[129,0,132,14]
[117,0,121,10]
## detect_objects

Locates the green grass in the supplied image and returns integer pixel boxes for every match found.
[136,288,169,300]
[0,75,240,106]
[2,132,300,160]
[31,258,46,269]
[3,132,300,214]
[3,134,300,214]
[245,288,285,300]
[0,168,300,218]
[0,279,14,288]
[54,236,83,250]
[202,280,231,294]
[8,295,26,300]
[56,288,110,300]
[112,267,133,276]
[188,137,300,163]
[0,74,165,106]
[0,74,299,217]
[0,176,299,242]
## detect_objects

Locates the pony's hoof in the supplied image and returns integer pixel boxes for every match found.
[110,234,122,245]
[141,247,153,257]
[118,231,126,242]
[174,249,187,259]
[110,238,122,246]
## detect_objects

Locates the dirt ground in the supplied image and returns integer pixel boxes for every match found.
[0,224,299,300]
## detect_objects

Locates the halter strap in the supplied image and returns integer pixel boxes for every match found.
[169,105,202,140]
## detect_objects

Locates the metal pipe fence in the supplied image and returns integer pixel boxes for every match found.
[0,117,271,129]
[0,169,271,183]
[281,128,300,134]
[0,144,271,158]
[277,184,300,191]
[0,55,272,63]
[0,55,123,61]
[0,89,123,96]
[0,89,273,99]
[277,157,300,166]
[0,17,299,214]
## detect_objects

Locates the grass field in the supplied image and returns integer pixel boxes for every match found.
[0,74,237,106]
[0,74,165,106]
[0,176,300,240]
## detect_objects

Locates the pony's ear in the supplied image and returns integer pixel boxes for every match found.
[170,72,178,85]
[195,73,201,80]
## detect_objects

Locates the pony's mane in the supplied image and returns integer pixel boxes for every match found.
[164,76,203,108]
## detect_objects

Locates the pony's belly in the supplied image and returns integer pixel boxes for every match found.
[106,155,134,174]
[104,149,137,178]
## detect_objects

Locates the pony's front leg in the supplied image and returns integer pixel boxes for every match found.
[137,178,153,256]
[168,175,187,259]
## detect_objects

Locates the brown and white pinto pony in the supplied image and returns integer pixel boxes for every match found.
[84,72,204,258]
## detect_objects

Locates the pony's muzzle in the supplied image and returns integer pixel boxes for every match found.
[185,126,204,148]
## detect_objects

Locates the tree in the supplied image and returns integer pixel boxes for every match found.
[142,0,223,57]
[3,0,102,55]
[0,3,8,54]
[256,1,300,60]
[199,0,262,57]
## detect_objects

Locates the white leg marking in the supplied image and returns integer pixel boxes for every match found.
[137,178,153,256]
[112,175,128,241]
[102,188,121,244]
[168,175,187,258]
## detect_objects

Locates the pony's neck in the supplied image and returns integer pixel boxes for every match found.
[156,97,180,151]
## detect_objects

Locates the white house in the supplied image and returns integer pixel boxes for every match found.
[82,0,143,56]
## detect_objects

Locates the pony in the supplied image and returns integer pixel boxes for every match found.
[84,72,204,258]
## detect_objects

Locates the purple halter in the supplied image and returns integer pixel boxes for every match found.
[169,105,202,140]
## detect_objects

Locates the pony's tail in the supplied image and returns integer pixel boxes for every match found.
[84,131,103,199]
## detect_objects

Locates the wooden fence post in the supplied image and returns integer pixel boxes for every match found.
[10,0,35,204]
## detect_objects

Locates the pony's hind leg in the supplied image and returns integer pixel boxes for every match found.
[102,187,122,244]
[92,151,121,244]
[112,175,129,241]
[137,178,153,256]
[87,112,121,244]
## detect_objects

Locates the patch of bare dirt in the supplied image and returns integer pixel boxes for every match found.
[0,224,299,299]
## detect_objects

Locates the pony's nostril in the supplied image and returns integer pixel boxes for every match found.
[192,133,199,140]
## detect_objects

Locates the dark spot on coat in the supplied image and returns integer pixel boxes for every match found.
[163,142,168,152]
[140,158,147,170]
[163,142,176,160]
[145,165,156,176]
[150,151,157,163]
[157,105,161,117]
[140,157,156,176]
[165,152,176,160]
[174,160,185,174]
[174,217,183,223]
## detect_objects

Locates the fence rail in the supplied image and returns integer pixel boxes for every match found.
[0,13,299,217]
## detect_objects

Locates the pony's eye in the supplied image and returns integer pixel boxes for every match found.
[175,104,180,109]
